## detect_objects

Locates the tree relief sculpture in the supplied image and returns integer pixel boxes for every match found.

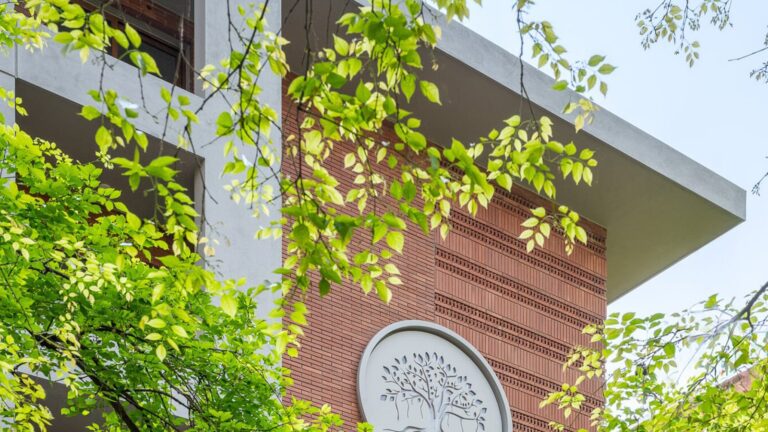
[358,322,511,432]
[379,352,488,432]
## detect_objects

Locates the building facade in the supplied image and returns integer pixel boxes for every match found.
[0,0,746,431]
[282,86,607,430]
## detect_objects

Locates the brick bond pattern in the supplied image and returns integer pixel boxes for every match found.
[281,82,607,431]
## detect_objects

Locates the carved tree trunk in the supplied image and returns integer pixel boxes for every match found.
[430,416,441,432]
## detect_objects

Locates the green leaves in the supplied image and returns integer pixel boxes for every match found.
[496,173,513,191]
[303,130,323,155]
[129,51,160,76]
[112,29,129,49]
[386,231,405,253]
[598,63,617,75]
[53,32,74,44]
[419,80,441,105]
[355,81,371,103]
[548,277,768,432]
[216,112,234,135]
[332,34,349,56]
[145,156,178,181]
[290,302,308,325]
[377,284,392,303]
[588,54,605,67]
[160,86,172,104]
[126,212,141,230]
[80,105,101,121]
[14,1,767,431]
[171,325,189,339]
[95,125,113,151]
[221,293,237,318]
[124,23,141,48]
[519,207,551,252]
[572,160,584,184]
[279,1,603,314]
[147,318,166,329]
[704,294,719,309]
[0,124,318,430]
[156,344,167,362]
[401,74,416,101]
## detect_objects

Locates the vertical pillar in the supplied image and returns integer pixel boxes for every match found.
[193,0,283,317]
[0,48,15,183]
[0,46,16,126]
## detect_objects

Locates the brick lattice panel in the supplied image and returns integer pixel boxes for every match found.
[281,79,607,431]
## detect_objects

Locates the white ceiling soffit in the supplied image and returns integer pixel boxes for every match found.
[280,0,746,302]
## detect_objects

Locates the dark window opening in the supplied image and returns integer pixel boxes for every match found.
[80,0,195,91]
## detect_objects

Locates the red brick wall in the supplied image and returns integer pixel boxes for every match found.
[282,83,607,432]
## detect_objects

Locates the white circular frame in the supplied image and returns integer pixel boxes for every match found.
[357,320,513,431]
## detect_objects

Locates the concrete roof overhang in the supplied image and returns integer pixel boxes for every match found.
[281,0,746,302]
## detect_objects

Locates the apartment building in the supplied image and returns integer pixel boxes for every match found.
[0,1,746,431]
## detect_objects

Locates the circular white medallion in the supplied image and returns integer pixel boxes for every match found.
[358,320,512,432]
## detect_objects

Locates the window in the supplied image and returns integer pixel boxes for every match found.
[80,0,195,90]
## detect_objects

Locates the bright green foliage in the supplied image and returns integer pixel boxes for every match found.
[545,284,768,431]
[274,0,597,312]
[29,0,157,70]
[635,0,768,82]
[0,127,348,430]
[636,0,730,67]
[0,3,47,50]
[526,20,615,100]
[0,0,609,430]
[479,116,595,253]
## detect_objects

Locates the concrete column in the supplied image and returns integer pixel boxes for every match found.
[0,48,16,126]
[0,40,14,76]
[0,53,15,183]
[193,0,283,316]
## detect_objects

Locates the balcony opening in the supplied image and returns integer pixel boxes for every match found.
[16,80,201,223]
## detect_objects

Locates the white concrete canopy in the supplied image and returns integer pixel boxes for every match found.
[281,0,746,302]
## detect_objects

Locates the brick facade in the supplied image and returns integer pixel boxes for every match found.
[282,82,607,432]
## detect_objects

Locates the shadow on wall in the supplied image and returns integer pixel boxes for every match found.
[15,80,201,221]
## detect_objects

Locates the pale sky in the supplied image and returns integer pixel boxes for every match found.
[459,1,768,316]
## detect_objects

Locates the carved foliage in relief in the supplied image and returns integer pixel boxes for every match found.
[380,351,487,432]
